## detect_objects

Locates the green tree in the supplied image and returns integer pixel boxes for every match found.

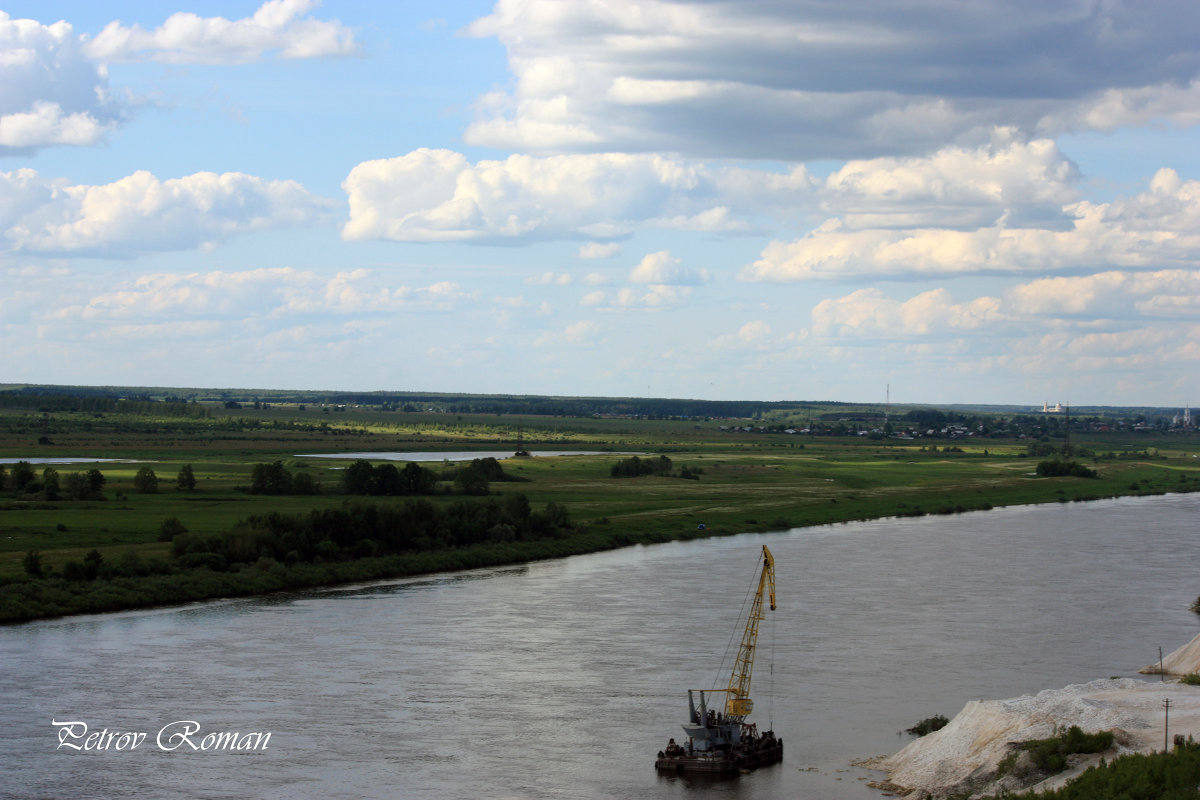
[250,461,292,494]
[11,461,35,492]
[82,549,104,580]
[454,465,490,496]
[22,549,43,578]
[343,459,375,494]
[134,466,159,493]
[0,464,7,490]
[292,471,319,495]
[372,463,402,495]
[158,517,188,542]
[86,468,106,494]
[64,472,90,500]
[42,467,60,500]
[399,462,436,494]
[176,464,196,491]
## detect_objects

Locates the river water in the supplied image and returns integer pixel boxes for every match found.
[3,494,1197,799]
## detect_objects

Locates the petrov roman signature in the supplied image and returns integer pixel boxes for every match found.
[52,720,271,752]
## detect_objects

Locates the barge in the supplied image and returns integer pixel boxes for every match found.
[654,545,784,775]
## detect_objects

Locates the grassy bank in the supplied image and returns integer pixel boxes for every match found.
[2,404,1198,623]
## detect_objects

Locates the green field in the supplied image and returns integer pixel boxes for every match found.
[2,399,1198,622]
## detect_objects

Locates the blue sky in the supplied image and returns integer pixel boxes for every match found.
[2,1,1198,407]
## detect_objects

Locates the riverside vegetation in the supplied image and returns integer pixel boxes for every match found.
[2,389,1199,623]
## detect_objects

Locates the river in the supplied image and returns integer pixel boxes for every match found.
[2,493,1197,799]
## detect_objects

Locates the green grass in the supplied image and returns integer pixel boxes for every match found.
[2,404,1198,619]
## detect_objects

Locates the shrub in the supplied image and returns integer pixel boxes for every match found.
[906,714,949,737]
[158,517,188,542]
[22,550,43,578]
[1036,460,1097,478]
[1017,725,1114,775]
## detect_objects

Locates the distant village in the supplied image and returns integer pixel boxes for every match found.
[705,403,1197,441]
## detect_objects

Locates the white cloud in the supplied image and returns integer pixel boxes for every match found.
[811,288,1005,337]
[0,12,118,154]
[82,0,360,64]
[534,319,598,347]
[339,138,1091,248]
[821,134,1079,230]
[0,3,357,153]
[809,268,1200,343]
[743,169,1200,281]
[577,241,622,259]
[2,168,333,256]
[525,271,573,286]
[578,285,692,310]
[464,0,1200,159]
[1006,270,1200,319]
[629,250,709,285]
[614,285,692,309]
[52,268,467,323]
[341,148,744,243]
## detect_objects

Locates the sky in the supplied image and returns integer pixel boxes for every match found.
[2,0,1199,407]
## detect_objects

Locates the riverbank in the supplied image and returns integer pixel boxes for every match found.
[867,633,1200,799]
[4,490,1200,625]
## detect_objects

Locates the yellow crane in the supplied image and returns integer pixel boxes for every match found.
[724,545,776,720]
[655,544,782,774]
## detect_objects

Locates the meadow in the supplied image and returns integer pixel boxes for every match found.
[2,400,1198,622]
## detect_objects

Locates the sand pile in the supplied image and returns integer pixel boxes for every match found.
[867,676,1200,800]
[1140,630,1200,676]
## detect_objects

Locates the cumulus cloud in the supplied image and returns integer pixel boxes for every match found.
[577,241,622,259]
[534,319,598,347]
[744,169,1200,281]
[0,12,119,154]
[53,268,466,322]
[812,288,1005,337]
[340,138,1090,247]
[341,148,743,243]
[629,251,709,285]
[581,284,693,310]
[821,134,1079,230]
[525,271,573,286]
[464,0,1200,159]
[1006,270,1200,319]
[83,0,359,64]
[1,168,333,256]
[810,268,1200,341]
[0,3,357,153]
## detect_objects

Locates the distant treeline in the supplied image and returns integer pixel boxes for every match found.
[0,391,208,418]
[0,385,849,420]
[2,384,1191,423]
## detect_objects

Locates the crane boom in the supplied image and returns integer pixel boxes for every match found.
[724,545,775,719]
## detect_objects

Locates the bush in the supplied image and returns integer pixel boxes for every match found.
[906,714,949,737]
[1017,725,1114,774]
[22,550,43,578]
[158,517,188,542]
[611,455,673,477]
[1036,460,1097,478]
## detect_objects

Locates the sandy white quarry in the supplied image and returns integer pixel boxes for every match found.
[865,632,1200,799]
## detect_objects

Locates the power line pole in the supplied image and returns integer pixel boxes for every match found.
[1164,698,1173,752]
